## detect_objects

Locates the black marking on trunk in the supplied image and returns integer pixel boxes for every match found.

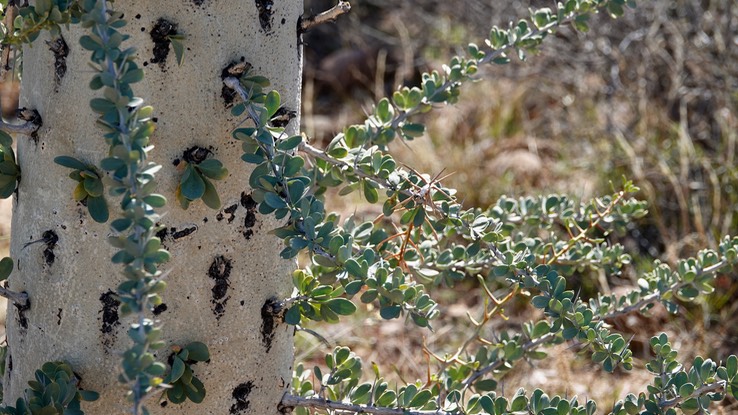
[224,204,238,224]
[172,226,197,239]
[270,107,296,128]
[241,192,258,240]
[208,256,232,320]
[42,230,58,266]
[260,297,279,353]
[150,18,178,68]
[99,290,120,351]
[229,381,254,414]
[182,146,212,164]
[153,303,168,315]
[155,226,169,240]
[15,299,30,330]
[57,308,62,325]
[255,0,274,32]
[47,35,68,84]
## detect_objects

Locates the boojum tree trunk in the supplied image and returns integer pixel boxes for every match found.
[4,1,302,413]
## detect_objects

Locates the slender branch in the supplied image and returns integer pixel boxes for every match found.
[660,380,726,409]
[466,258,731,385]
[280,394,448,415]
[299,1,351,33]
[298,141,408,195]
[0,118,40,135]
[464,331,556,387]
[0,285,29,306]
[601,259,726,320]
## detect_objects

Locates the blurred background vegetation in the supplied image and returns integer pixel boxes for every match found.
[298,0,738,411]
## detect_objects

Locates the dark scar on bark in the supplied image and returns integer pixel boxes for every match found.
[229,381,254,414]
[47,35,68,84]
[99,291,120,351]
[172,226,197,239]
[15,299,30,330]
[241,192,258,240]
[220,59,251,107]
[254,0,274,32]
[261,297,282,353]
[150,18,178,68]
[224,204,237,224]
[153,303,168,315]
[208,256,232,319]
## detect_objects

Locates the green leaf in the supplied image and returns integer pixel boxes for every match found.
[264,192,287,209]
[362,181,378,204]
[0,257,13,281]
[180,164,206,200]
[277,135,302,151]
[401,123,425,138]
[54,156,88,171]
[120,68,144,84]
[110,218,132,232]
[201,177,222,209]
[325,298,357,316]
[726,355,737,377]
[184,376,206,403]
[78,390,99,402]
[89,98,117,114]
[379,305,401,319]
[100,157,125,171]
[680,397,700,415]
[167,382,186,404]
[184,342,210,362]
[143,194,167,208]
[474,379,498,392]
[376,98,393,123]
[83,177,103,197]
[168,357,185,383]
[531,320,550,338]
[0,131,13,149]
[265,90,281,118]
[197,159,228,180]
[284,305,301,325]
[407,390,432,408]
[170,37,185,66]
[344,259,366,278]
[87,196,109,223]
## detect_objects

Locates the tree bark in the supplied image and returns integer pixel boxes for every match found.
[4,1,302,413]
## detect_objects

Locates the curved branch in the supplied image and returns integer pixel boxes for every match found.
[659,381,726,409]
[0,118,40,135]
[0,285,29,307]
[299,1,351,33]
[601,259,726,320]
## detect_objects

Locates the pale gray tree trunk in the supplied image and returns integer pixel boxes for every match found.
[4,1,301,413]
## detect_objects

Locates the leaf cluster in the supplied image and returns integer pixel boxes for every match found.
[163,342,210,405]
[75,1,187,412]
[2,0,82,45]
[175,157,228,210]
[53,156,108,222]
[0,361,99,415]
